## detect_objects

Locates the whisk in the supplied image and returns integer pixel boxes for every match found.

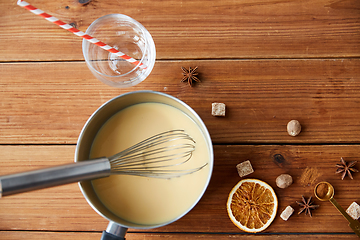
[0,130,207,197]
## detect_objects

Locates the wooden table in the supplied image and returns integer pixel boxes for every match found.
[1,0,359,239]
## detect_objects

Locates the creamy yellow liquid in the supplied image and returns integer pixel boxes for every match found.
[90,102,210,225]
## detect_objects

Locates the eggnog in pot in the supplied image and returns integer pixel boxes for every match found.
[89,102,211,225]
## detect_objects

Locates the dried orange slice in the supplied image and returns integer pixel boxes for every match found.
[227,179,278,233]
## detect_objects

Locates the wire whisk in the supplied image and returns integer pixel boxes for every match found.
[109,129,206,178]
[0,130,208,197]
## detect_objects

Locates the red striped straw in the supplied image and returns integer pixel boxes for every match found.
[17,0,147,69]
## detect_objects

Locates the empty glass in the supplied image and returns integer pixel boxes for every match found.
[82,14,156,88]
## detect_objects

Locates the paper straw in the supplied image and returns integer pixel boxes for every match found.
[17,0,147,69]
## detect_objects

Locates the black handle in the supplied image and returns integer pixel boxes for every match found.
[101,231,126,240]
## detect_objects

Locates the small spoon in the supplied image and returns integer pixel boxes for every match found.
[314,181,360,237]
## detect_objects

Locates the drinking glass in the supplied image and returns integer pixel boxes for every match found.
[82,14,156,88]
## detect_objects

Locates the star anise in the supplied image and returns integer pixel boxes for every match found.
[181,66,200,87]
[336,157,358,180]
[296,196,319,217]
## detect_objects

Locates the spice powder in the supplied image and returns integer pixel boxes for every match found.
[316,183,329,199]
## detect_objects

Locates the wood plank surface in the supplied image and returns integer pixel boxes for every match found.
[1,0,360,239]
[1,59,360,144]
[0,145,358,234]
[1,0,359,61]
[0,231,357,240]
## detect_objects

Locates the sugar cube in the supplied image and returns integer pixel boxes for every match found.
[212,102,226,117]
[280,206,294,221]
[346,202,360,220]
[236,160,254,177]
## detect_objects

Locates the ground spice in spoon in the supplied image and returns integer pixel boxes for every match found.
[316,183,329,199]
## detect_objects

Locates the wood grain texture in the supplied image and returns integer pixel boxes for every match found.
[0,145,358,233]
[1,0,360,238]
[0,231,357,240]
[1,59,360,144]
[1,0,359,61]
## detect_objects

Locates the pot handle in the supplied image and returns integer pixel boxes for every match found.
[101,231,125,240]
[101,222,128,240]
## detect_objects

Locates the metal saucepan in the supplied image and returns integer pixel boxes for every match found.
[75,90,214,239]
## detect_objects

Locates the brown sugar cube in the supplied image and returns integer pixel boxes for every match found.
[346,202,360,220]
[280,206,294,221]
[236,160,254,177]
[212,102,226,117]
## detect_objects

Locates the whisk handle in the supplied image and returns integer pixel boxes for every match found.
[0,158,110,197]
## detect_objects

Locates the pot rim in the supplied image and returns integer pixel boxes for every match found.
[74,90,213,229]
